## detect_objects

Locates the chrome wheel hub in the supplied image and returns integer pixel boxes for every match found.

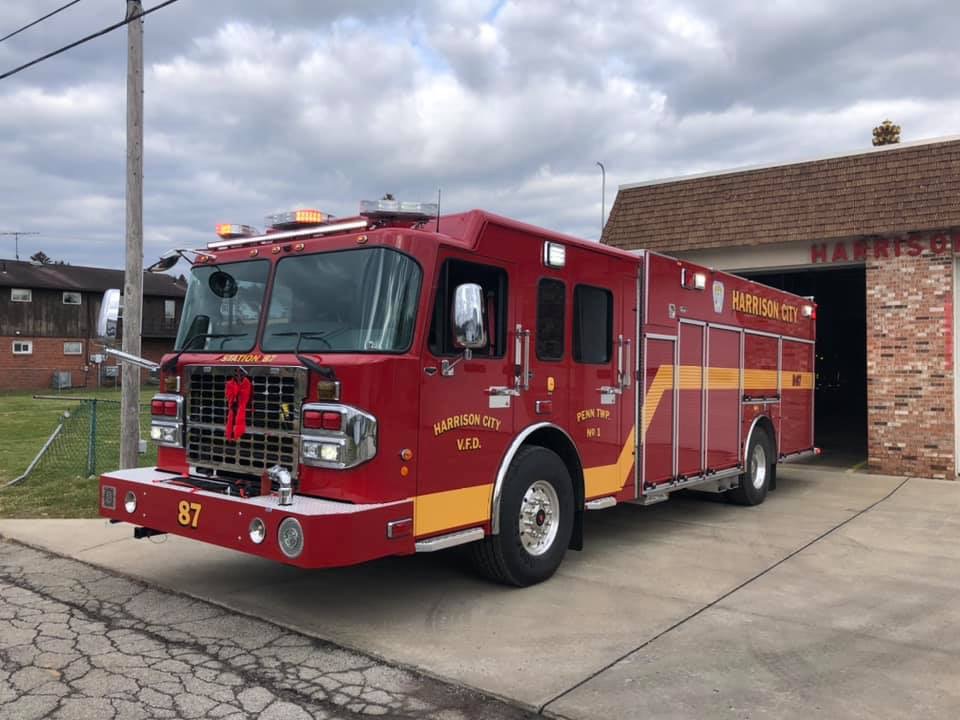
[750,443,767,490]
[519,480,559,556]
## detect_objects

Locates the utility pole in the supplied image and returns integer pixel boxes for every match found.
[0,231,39,260]
[596,161,606,238]
[120,0,144,469]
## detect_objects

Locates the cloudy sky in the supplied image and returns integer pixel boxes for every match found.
[1,0,958,267]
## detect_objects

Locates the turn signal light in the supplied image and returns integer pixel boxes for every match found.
[303,410,323,429]
[151,399,179,417]
[321,411,342,431]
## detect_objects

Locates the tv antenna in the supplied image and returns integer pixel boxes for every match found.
[0,231,39,260]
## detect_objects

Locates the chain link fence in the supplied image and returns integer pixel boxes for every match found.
[10,399,157,485]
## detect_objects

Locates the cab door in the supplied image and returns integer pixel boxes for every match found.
[567,273,636,502]
[417,254,516,538]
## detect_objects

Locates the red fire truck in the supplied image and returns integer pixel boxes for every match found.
[99,200,816,586]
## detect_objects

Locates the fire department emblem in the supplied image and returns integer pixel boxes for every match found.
[712,281,725,313]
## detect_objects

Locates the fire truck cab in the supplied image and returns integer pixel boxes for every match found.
[99,200,816,586]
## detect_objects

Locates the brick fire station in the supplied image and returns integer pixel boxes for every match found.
[603,136,960,479]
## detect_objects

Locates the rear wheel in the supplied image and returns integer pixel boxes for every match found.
[728,428,773,506]
[470,446,574,587]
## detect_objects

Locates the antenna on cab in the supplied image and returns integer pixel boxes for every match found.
[436,187,441,232]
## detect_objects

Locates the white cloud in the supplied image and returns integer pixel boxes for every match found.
[0,0,957,265]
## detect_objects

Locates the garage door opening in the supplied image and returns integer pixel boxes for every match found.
[741,266,867,468]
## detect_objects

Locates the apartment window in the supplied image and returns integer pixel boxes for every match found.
[64,341,83,355]
[11,288,31,303]
[573,285,613,364]
[63,291,82,305]
[12,340,33,355]
[536,279,565,361]
[164,299,176,322]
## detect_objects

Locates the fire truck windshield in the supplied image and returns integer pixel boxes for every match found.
[262,248,421,353]
[175,260,269,352]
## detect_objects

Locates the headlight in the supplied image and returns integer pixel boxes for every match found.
[278,517,304,559]
[150,421,181,447]
[248,517,266,545]
[302,440,341,463]
[300,403,376,469]
[124,490,137,513]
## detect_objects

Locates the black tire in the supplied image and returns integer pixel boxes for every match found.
[470,446,574,587]
[728,428,773,506]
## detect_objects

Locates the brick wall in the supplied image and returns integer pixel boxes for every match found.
[0,336,175,391]
[866,231,956,478]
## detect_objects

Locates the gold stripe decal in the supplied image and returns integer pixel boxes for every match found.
[584,426,636,498]
[414,483,493,536]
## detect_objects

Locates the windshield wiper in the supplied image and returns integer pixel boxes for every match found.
[161,332,249,373]
[271,331,336,380]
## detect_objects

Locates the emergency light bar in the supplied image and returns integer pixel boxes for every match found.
[207,219,370,250]
[359,199,439,221]
[266,209,332,229]
[215,223,258,239]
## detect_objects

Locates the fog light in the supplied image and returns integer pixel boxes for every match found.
[278,517,304,559]
[124,490,137,514]
[249,517,266,545]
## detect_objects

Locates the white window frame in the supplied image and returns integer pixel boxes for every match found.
[164,298,176,322]
[62,291,82,305]
[11,288,31,303]
[64,341,83,355]
[12,340,33,355]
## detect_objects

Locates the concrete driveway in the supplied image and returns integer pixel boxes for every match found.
[2,465,958,718]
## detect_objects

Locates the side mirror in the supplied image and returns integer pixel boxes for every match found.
[147,249,181,273]
[452,283,487,350]
[96,289,121,340]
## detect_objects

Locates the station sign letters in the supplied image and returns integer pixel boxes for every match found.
[810,232,955,264]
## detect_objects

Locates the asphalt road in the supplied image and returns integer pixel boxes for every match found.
[0,540,531,720]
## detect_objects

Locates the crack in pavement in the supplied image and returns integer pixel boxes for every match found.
[0,540,534,720]
[537,476,913,716]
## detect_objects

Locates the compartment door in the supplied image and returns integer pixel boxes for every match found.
[642,335,676,488]
[677,322,705,478]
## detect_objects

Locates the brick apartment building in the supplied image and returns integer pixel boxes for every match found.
[0,259,185,391]
[603,136,960,479]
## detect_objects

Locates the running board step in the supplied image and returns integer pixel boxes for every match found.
[415,527,484,552]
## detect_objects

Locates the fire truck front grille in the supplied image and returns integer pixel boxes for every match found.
[185,365,307,477]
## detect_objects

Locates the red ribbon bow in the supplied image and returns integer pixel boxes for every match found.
[224,374,252,441]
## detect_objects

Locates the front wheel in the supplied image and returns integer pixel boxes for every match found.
[470,446,574,587]
[728,428,773,506]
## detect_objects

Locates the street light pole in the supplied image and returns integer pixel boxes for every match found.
[596,161,606,238]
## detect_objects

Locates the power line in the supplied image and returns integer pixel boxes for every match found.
[0,0,182,82]
[0,0,85,44]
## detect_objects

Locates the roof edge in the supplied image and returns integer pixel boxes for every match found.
[618,134,960,191]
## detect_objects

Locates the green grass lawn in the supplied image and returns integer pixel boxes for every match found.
[0,388,157,518]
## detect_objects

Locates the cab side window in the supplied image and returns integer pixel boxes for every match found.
[536,279,565,361]
[428,259,508,358]
[573,284,612,363]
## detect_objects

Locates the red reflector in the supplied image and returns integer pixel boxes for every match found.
[321,411,341,431]
[151,399,164,415]
[163,401,178,416]
[303,410,323,429]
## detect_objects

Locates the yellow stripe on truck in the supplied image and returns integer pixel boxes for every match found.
[414,483,493,536]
